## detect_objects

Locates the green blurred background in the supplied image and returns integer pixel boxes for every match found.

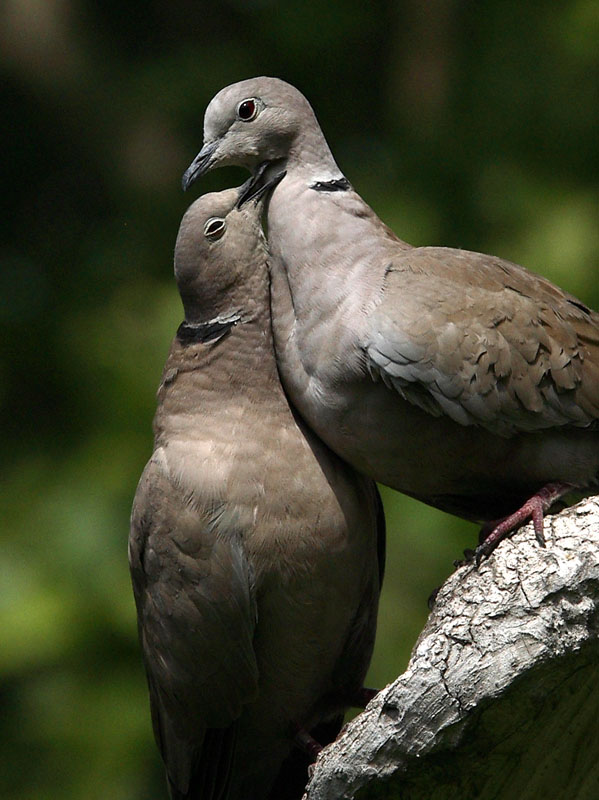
[1,1,597,797]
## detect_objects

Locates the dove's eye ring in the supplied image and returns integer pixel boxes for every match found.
[204,217,226,241]
[237,98,258,122]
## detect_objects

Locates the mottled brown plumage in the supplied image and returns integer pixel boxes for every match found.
[129,187,383,799]
[182,78,599,555]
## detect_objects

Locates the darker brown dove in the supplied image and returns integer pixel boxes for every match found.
[182,76,599,560]
[129,183,384,800]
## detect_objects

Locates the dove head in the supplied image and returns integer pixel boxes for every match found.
[174,185,270,323]
[182,77,339,190]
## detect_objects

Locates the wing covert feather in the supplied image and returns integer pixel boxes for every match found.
[365,248,599,436]
[129,457,259,738]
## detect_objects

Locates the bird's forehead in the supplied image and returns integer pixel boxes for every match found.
[203,90,235,138]
[185,189,239,223]
[204,81,260,138]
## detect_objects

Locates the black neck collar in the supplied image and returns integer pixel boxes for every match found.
[310,177,351,193]
[176,314,241,345]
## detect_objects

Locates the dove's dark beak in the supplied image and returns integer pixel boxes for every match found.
[181,142,218,191]
[237,163,287,209]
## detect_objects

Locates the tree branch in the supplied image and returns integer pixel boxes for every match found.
[305,497,599,800]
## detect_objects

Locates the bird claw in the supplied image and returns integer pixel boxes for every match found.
[532,505,547,548]
[453,548,476,568]
[293,725,323,761]
[474,542,489,566]
[473,481,572,564]
[427,585,441,608]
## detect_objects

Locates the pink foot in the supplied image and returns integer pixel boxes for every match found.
[293,725,323,761]
[292,686,379,762]
[474,482,573,564]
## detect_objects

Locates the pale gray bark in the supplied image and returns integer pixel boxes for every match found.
[305,496,599,800]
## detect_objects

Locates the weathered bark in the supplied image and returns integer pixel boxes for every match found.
[305,496,599,800]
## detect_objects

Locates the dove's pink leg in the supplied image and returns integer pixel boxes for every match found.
[475,482,573,563]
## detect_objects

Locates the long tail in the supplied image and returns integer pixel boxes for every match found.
[266,717,344,800]
[165,726,238,800]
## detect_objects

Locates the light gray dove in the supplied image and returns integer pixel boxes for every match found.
[129,181,384,800]
[182,76,599,560]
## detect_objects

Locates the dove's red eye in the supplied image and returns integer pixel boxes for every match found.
[237,98,258,121]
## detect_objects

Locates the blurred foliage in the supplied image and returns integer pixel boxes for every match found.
[1,0,597,797]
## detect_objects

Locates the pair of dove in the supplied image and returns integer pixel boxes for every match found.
[131,76,599,799]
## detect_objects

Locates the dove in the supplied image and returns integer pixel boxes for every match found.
[182,76,599,559]
[129,181,384,800]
